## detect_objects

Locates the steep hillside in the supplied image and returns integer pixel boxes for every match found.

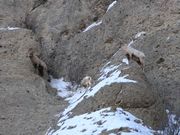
[0,0,180,135]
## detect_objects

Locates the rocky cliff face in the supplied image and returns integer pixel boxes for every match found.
[0,0,180,134]
[0,28,68,135]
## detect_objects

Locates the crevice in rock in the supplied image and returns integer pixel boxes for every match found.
[31,0,48,11]
[114,84,123,106]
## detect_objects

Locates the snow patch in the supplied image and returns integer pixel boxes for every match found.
[134,31,146,39]
[48,63,137,134]
[98,64,119,80]
[7,27,20,30]
[49,107,154,135]
[87,70,136,97]
[128,40,134,47]
[0,27,20,31]
[159,110,180,135]
[83,20,102,32]
[50,78,73,98]
[122,58,129,65]
[166,36,170,41]
[58,69,136,121]
[106,1,117,12]
[66,87,87,104]
[50,64,136,122]
[109,133,116,135]
[49,78,90,121]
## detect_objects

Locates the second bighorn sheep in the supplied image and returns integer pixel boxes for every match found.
[122,44,145,68]
[80,76,92,88]
[28,48,47,76]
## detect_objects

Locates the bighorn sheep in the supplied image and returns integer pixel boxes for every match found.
[122,44,145,68]
[80,76,92,88]
[28,48,47,76]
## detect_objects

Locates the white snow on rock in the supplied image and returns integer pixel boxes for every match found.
[106,1,117,12]
[48,63,143,135]
[128,40,134,47]
[49,107,154,135]
[122,58,129,65]
[7,27,20,30]
[50,77,73,98]
[56,67,136,121]
[49,63,136,121]
[83,20,102,32]
[98,64,119,80]
[49,78,89,121]
[134,31,146,39]
[0,27,20,31]
[158,110,180,135]
[166,36,170,41]
[87,69,136,98]
[47,30,179,135]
